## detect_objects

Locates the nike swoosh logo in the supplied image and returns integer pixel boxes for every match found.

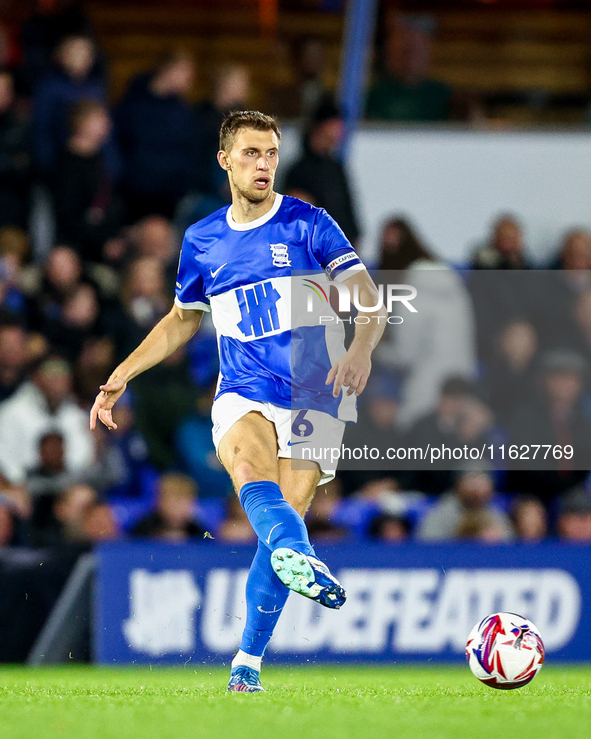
[257,605,283,614]
[210,263,227,279]
[266,522,281,545]
[287,440,307,446]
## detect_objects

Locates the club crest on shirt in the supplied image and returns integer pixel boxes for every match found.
[270,243,292,268]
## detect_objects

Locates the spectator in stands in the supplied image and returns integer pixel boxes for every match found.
[33,33,110,176]
[116,50,198,221]
[193,64,252,205]
[375,217,435,271]
[25,244,84,332]
[0,70,31,229]
[73,334,115,406]
[467,216,534,368]
[20,0,100,95]
[132,473,203,542]
[375,218,476,429]
[417,470,514,542]
[512,496,548,543]
[175,386,232,499]
[368,512,411,543]
[127,215,178,294]
[341,372,412,495]
[25,245,106,362]
[107,256,170,362]
[557,487,591,543]
[0,21,20,78]
[0,355,94,485]
[35,482,97,547]
[454,509,513,543]
[470,214,530,270]
[53,100,122,263]
[346,478,427,541]
[132,346,199,471]
[0,498,15,546]
[36,281,103,363]
[404,378,494,494]
[217,495,256,544]
[414,381,496,498]
[81,502,119,542]
[306,480,349,543]
[27,431,79,546]
[0,224,29,264]
[366,15,452,122]
[83,391,153,516]
[572,290,591,366]
[481,319,539,426]
[0,467,32,546]
[0,477,31,546]
[0,225,30,278]
[506,356,591,505]
[85,391,151,501]
[556,229,591,271]
[506,349,591,502]
[0,228,28,318]
[0,319,30,402]
[26,431,73,497]
[283,97,360,245]
[268,36,330,119]
[530,231,591,354]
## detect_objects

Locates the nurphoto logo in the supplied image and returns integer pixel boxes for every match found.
[304,281,418,324]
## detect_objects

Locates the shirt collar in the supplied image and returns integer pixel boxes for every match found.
[225,193,283,232]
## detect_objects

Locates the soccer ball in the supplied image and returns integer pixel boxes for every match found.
[465,612,545,689]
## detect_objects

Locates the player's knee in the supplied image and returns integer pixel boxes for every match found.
[232,458,277,488]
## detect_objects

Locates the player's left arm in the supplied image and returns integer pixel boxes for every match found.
[325,269,387,398]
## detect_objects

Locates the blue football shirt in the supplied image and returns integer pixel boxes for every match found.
[175,194,365,420]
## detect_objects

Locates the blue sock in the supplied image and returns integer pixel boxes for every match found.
[239,541,290,657]
[239,480,315,556]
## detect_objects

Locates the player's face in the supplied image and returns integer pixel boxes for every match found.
[220,128,280,204]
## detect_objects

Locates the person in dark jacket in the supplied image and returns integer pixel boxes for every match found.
[32,34,113,177]
[193,64,251,202]
[115,50,199,222]
[365,16,452,123]
[0,71,31,229]
[132,472,204,542]
[283,97,360,245]
[505,349,591,503]
[53,99,123,262]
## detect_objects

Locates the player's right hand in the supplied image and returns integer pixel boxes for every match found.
[89,374,128,430]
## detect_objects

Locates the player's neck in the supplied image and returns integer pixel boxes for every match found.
[230,191,277,224]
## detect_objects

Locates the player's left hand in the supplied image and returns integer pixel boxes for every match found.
[89,373,127,430]
[326,343,372,398]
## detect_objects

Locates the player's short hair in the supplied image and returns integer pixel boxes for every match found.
[219,110,281,153]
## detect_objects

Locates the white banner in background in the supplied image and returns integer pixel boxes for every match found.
[281,125,591,265]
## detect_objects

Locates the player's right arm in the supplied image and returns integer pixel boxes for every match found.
[89,304,203,430]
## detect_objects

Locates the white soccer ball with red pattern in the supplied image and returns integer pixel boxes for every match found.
[466,612,545,689]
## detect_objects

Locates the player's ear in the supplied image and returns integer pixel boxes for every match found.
[217,150,231,171]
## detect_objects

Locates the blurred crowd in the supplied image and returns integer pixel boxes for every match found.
[1,3,591,552]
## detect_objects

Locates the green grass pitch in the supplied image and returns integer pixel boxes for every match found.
[1,665,590,739]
